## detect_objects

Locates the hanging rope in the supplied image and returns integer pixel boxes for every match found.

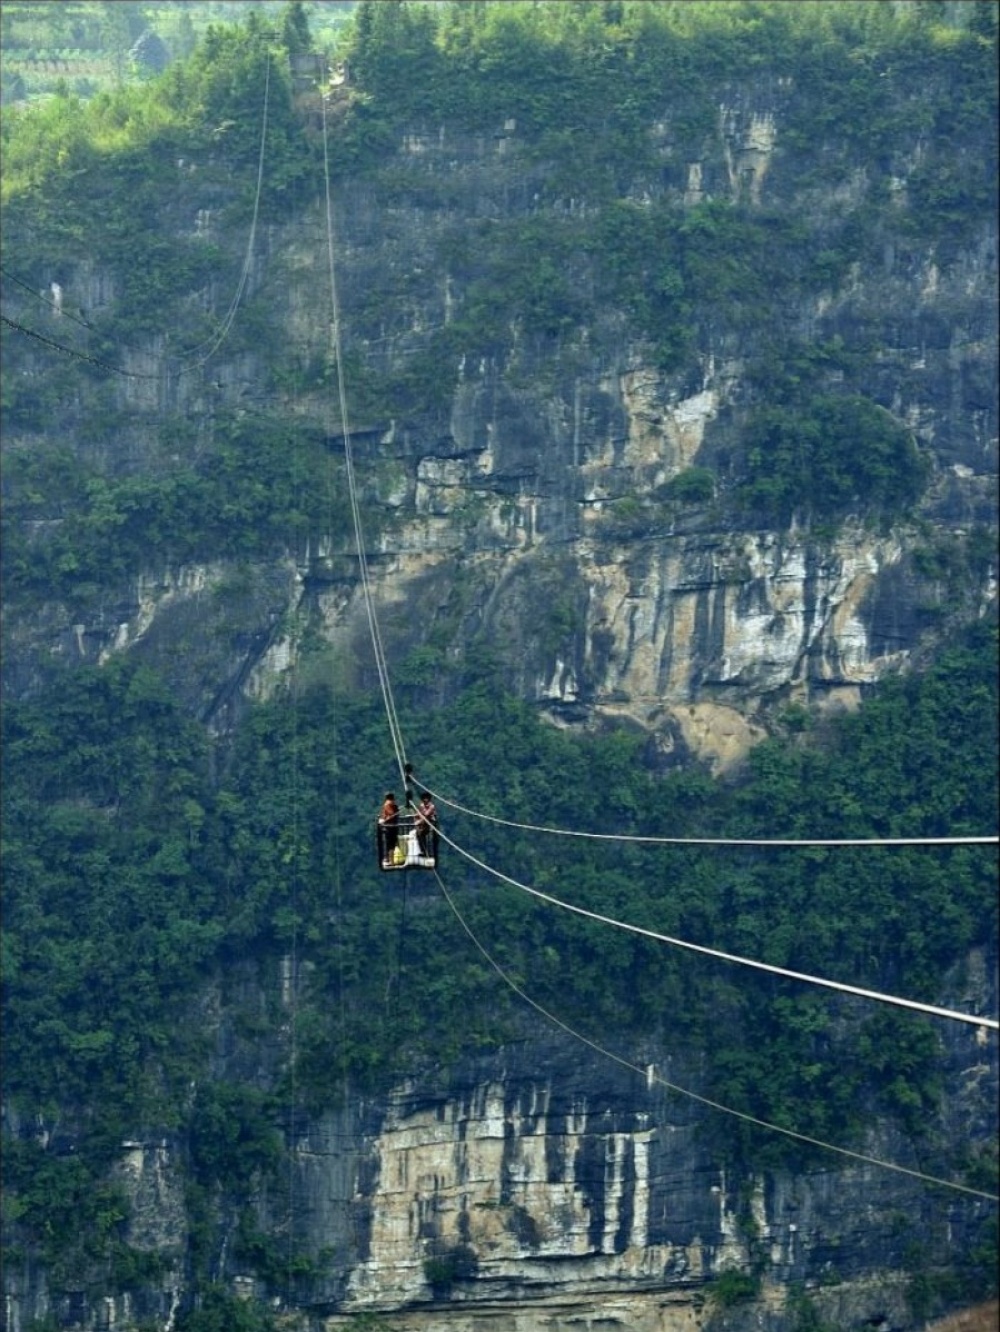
[1,48,272,382]
[172,48,272,369]
[391,870,409,1033]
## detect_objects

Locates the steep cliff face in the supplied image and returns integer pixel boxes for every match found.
[319,98,998,770]
[264,958,999,1329]
[9,977,992,1332]
[6,87,994,767]
[2,16,998,1332]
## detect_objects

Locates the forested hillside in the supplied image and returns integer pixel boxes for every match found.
[1,4,997,1331]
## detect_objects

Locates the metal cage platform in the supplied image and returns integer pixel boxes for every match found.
[377,812,438,871]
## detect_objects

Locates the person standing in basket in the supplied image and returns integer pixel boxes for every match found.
[415,791,438,864]
[378,792,399,866]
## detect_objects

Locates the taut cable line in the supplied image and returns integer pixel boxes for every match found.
[433,869,999,1203]
[320,90,407,789]
[0,265,99,331]
[0,313,165,378]
[430,821,999,1032]
[416,780,998,848]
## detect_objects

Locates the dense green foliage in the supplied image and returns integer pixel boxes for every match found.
[1,11,317,269]
[3,625,997,1296]
[343,0,997,229]
[334,0,992,519]
[3,2,995,531]
[739,394,928,523]
[0,2,997,1320]
[1,417,354,609]
[173,1284,279,1332]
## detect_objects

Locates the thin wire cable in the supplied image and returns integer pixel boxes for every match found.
[416,779,998,848]
[1,50,271,380]
[286,731,301,1291]
[0,265,97,331]
[2,302,265,382]
[392,870,409,1032]
[320,91,407,787]
[285,298,304,1297]
[431,821,999,1031]
[172,49,271,368]
[0,313,161,378]
[433,869,999,1203]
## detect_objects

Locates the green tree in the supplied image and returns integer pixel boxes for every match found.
[739,395,928,522]
[281,1,312,57]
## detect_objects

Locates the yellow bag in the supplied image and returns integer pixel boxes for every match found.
[392,845,405,866]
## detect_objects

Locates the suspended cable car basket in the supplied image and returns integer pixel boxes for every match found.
[376,811,438,872]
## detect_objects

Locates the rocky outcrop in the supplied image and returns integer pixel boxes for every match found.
[10,995,989,1332]
[299,1018,993,1327]
[4,76,997,768]
[1,30,997,1332]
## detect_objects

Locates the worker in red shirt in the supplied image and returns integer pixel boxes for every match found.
[378,792,400,866]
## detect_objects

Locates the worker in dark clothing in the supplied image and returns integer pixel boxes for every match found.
[415,790,438,864]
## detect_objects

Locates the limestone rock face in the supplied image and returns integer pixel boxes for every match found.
[18,959,982,1332]
[4,90,997,769]
[2,953,995,1332]
[273,1016,993,1329]
[1,35,997,1332]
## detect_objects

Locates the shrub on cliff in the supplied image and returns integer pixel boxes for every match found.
[738,394,929,523]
